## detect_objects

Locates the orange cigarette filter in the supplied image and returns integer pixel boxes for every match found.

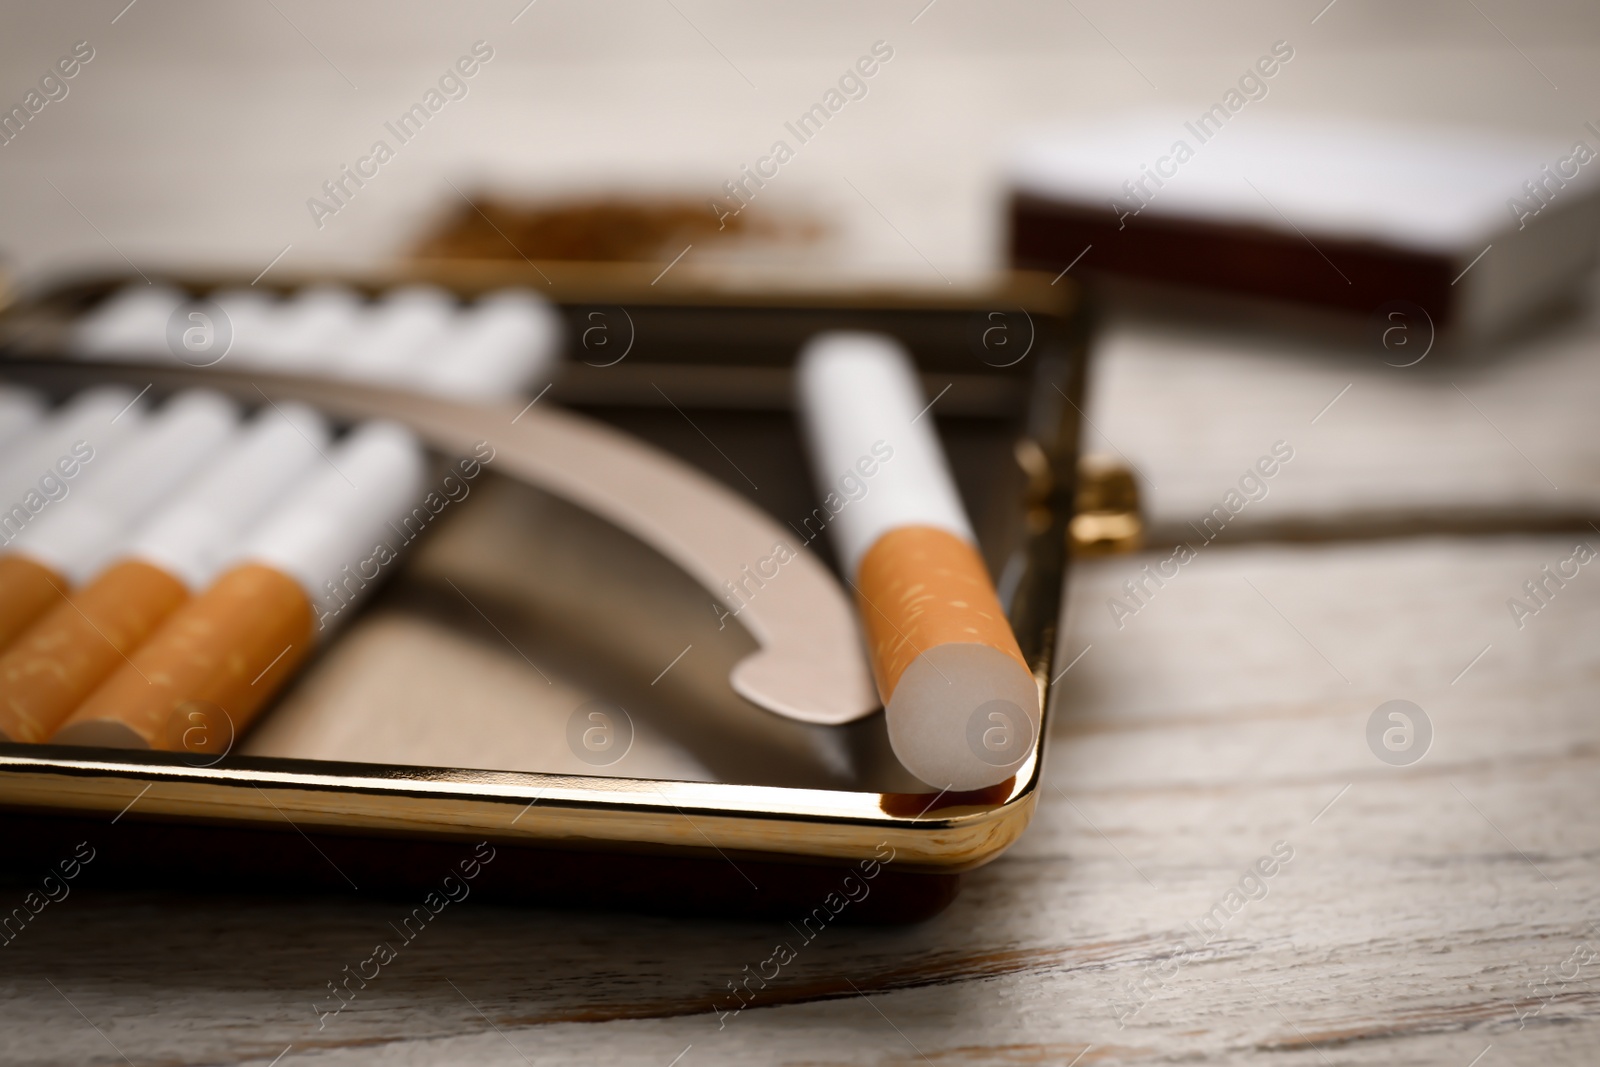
[52,563,314,751]
[28,402,328,748]
[54,421,425,752]
[0,391,259,741]
[0,556,69,654]
[855,525,1030,700]
[0,561,187,743]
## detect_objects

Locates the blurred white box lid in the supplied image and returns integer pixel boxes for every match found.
[1007,112,1600,334]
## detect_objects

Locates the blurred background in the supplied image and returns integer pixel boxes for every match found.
[2,0,1598,282]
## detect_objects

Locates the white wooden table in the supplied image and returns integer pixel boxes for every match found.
[2,532,1597,1066]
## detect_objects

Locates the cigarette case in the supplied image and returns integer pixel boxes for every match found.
[0,264,1089,923]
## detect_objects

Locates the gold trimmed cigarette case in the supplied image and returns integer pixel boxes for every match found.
[0,265,1088,922]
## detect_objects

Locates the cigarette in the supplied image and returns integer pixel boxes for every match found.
[0,404,328,743]
[9,390,239,586]
[0,386,146,650]
[126,402,330,589]
[250,285,363,373]
[0,386,45,451]
[69,284,184,361]
[418,289,562,401]
[337,285,456,385]
[0,391,240,742]
[65,283,555,403]
[796,332,1039,791]
[54,420,425,751]
[206,287,276,366]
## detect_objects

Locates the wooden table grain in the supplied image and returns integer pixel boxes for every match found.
[3,529,1596,1066]
[1085,287,1600,542]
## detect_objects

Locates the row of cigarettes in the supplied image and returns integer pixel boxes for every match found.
[72,284,562,401]
[4,330,1037,789]
[0,383,423,750]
